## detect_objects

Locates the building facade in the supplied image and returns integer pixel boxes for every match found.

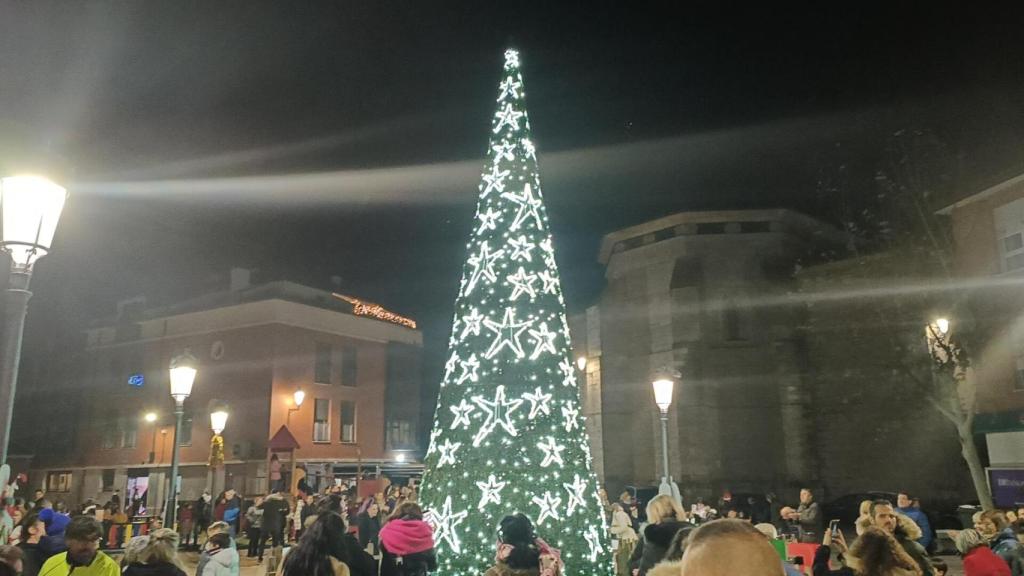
[574,209,847,499]
[941,174,1024,507]
[19,271,422,511]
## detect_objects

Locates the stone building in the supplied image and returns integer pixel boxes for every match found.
[573,209,848,499]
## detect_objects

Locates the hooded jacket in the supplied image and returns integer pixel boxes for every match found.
[123,562,188,576]
[845,516,932,576]
[964,545,1012,576]
[628,519,691,576]
[201,546,240,576]
[379,518,437,576]
[897,507,933,550]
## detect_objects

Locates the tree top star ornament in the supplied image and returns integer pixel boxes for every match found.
[418,48,612,576]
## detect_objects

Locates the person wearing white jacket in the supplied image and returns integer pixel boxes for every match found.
[610,503,638,576]
[202,533,239,576]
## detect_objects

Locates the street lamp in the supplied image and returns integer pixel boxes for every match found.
[210,409,228,435]
[652,368,681,503]
[287,388,305,426]
[144,412,158,464]
[166,350,197,527]
[576,356,587,371]
[0,175,67,465]
[925,317,953,364]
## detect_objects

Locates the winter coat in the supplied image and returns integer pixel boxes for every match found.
[628,519,691,576]
[245,506,263,529]
[37,551,121,576]
[797,500,823,537]
[196,537,238,576]
[260,494,290,532]
[202,546,240,576]
[897,507,933,550]
[964,545,1012,576]
[123,562,188,576]
[357,512,382,551]
[343,532,377,576]
[610,510,637,542]
[379,518,437,576]
[18,542,45,576]
[812,544,855,576]
[989,527,1024,574]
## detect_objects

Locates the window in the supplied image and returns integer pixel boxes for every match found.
[340,401,356,443]
[46,471,72,493]
[315,343,333,384]
[993,199,1024,272]
[696,222,727,235]
[1016,357,1024,392]
[1005,233,1024,272]
[341,346,358,386]
[178,413,193,447]
[314,399,330,442]
[118,416,138,449]
[101,413,118,449]
[101,469,115,492]
[740,221,771,233]
[387,419,412,449]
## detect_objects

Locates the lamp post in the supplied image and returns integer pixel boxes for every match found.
[166,350,197,527]
[145,412,158,464]
[209,406,228,496]
[652,369,682,503]
[0,175,67,465]
[287,388,305,426]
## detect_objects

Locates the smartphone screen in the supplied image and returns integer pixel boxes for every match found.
[829,519,840,537]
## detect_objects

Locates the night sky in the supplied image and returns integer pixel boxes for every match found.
[3,2,1024,382]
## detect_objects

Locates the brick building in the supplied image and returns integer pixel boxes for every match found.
[18,270,422,510]
[940,173,1024,505]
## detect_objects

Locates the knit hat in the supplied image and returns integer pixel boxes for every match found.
[39,509,71,536]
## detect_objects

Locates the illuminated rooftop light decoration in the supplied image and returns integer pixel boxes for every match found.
[333,293,417,329]
[418,49,612,576]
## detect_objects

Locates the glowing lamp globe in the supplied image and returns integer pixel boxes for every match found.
[293,388,306,408]
[210,410,229,435]
[935,318,950,335]
[168,351,198,403]
[652,378,675,412]
[576,356,587,371]
[0,175,67,269]
[144,412,157,423]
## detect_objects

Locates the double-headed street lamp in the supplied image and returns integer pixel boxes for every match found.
[652,368,682,503]
[166,350,197,526]
[0,175,67,465]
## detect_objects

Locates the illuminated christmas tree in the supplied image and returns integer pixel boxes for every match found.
[419,49,611,576]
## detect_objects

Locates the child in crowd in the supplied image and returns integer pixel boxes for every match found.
[201,533,239,576]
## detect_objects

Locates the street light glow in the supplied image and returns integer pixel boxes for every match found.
[144,412,157,423]
[210,409,229,435]
[168,351,198,403]
[0,175,67,269]
[576,356,587,371]
[652,378,674,412]
[935,317,950,335]
[293,388,306,408]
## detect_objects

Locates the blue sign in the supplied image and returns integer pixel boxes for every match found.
[128,373,145,387]
[989,468,1024,508]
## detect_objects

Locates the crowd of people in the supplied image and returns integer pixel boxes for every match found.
[0,479,1022,575]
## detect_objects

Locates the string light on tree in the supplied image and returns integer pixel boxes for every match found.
[419,48,612,576]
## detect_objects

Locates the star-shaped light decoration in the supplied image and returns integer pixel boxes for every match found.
[460,307,485,339]
[497,77,522,102]
[426,428,442,455]
[475,474,507,511]
[558,358,577,388]
[483,308,532,359]
[436,439,462,467]
[501,183,543,232]
[426,495,469,553]
[508,235,535,262]
[455,353,480,386]
[532,491,562,525]
[537,436,565,467]
[471,384,524,447]
[528,322,558,360]
[449,399,475,430]
[481,165,510,197]
[491,141,516,162]
[562,474,588,516]
[465,241,505,295]
[507,267,538,302]
[443,351,460,382]
[522,386,553,419]
[537,270,558,294]
[521,138,536,160]
[493,102,525,133]
[561,403,580,433]
[477,207,501,235]
[584,525,604,562]
[504,49,520,69]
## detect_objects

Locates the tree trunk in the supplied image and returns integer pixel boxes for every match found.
[957,422,994,509]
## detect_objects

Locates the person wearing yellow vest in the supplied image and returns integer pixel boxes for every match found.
[38,516,119,576]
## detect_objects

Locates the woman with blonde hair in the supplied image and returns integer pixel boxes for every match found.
[955,529,1010,576]
[610,503,638,576]
[845,527,923,576]
[122,528,187,576]
[856,500,873,535]
[628,495,690,576]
